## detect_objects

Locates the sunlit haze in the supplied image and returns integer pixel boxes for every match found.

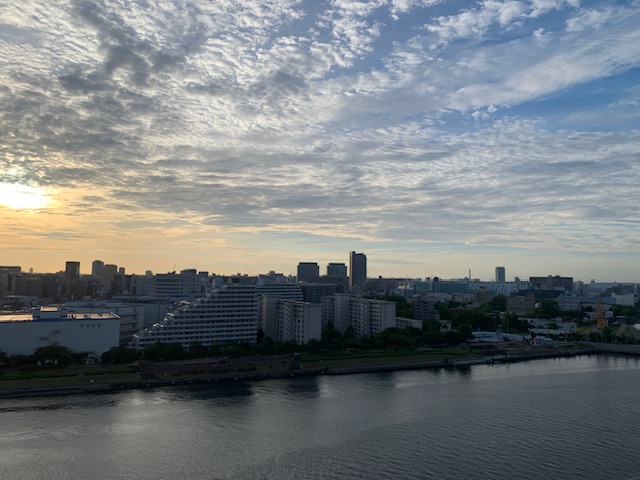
[1,1,639,281]
[0,183,52,210]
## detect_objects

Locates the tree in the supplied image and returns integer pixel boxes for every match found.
[32,345,73,367]
[538,299,561,317]
[601,326,614,343]
[421,330,443,346]
[457,323,473,341]
[489,295,507,312]
[344,326,357,340]
[143,342,184,361]
[321,322,343,345]
[423,319,441,333]
[256,336,277,355]
[101,346,140,364]
[443,330,465,346]
[503,313,529,334]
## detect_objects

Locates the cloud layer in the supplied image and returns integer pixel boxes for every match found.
[1,0,639,279]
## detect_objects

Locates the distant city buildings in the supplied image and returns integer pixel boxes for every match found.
[530,275,573,292]
[2,254,640,357]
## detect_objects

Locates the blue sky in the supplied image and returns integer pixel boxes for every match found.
[0,0,639,281]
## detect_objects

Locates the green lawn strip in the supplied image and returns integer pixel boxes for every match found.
[301,349,479,370]
[0,366,138,386]
[0,372,140,390]
[301,348,477,362]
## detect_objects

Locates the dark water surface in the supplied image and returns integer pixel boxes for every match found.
[1,354,639,480]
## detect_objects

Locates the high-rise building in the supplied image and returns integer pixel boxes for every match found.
[297,262,320,283]
[326,263,348,284]
[299,282,343,303]
[65,261,80,279]
[495,266,506,283]
[151,269,199,300]
[348,251,367,289]
[276,300,322,344]
[322,294,395,337]
[256,283,304,339]
[92,260,104,278]
[103,264,118,281]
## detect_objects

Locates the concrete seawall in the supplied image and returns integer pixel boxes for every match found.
[320,348,600,376]
[587,343,640,355]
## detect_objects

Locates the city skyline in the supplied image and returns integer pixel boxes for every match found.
[4,256,636,286]
[1,1,639,282]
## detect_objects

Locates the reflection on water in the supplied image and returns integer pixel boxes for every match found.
[1,354,639,480]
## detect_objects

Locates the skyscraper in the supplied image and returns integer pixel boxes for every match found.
[349,251,367,289]
[91,260,104,278]
[495,266,506,283]
[297,262,320,283]
[65,261,80,279]
[326,262,347,284]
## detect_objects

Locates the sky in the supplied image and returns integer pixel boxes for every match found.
[0,0,639,282]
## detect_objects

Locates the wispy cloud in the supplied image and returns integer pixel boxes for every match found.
[0,0,639,279]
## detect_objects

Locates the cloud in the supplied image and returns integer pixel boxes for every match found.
[0,0,639,278]
[425,0,581,46]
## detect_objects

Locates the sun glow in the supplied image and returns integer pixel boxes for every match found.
[0,183,52,210]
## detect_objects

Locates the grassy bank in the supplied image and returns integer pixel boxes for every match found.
[0,343,594,395]
[300,347,480,369]
[0,365,139,390]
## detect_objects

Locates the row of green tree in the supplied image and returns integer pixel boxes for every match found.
[0,345,76,369]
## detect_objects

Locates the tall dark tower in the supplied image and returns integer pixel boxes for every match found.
[349,251,367,289]
[297,262,320,283]
[65,261,80,279]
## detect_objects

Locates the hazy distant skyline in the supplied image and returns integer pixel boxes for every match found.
[1,1,639,282]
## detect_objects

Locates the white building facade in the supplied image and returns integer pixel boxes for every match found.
[322,294,396,337]
[0,307,120,357]
[277,300,322,344]
[130,284,258,350]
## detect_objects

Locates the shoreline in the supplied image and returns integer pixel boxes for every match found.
[0,346,616,399]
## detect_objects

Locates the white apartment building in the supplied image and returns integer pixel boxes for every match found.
[322,294,396,337]
[277,300,322,344]
[146,269,205,300]
[130,284,258,350]
[322,293,351,332]
[350,297,396,337]
[257,283,303,340]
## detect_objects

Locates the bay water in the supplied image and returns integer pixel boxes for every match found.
[1,354,639,480]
